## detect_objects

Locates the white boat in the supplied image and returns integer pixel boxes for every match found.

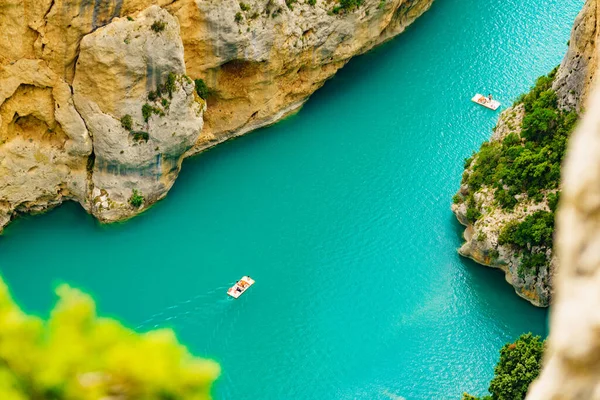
[471,93,501,111]
[227,276,255,298]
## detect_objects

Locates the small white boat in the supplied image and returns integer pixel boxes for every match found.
[227,276,255,298]
[471,93,501,111]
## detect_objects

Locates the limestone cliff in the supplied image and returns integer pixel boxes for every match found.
[452,105,556,307]
[0,0,433,231]
[452,0,597,307]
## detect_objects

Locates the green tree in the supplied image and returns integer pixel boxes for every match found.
[521,108,557,142]
[488,334,544,399]
[0,276,219,399]
[464,334,544,400]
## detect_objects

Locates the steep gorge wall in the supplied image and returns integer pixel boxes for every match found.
[0,0,433,231]
[451,0,598,307]
[526,1,600,396]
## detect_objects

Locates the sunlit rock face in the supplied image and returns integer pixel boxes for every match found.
[72,6,204,222]
[169,0,435,153]
[0,0,433,231]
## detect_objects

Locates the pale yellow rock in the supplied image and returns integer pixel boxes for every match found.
[0,0,433,231]
[168,0,435,153]
[73,6,204,222]
[0,59,91,230]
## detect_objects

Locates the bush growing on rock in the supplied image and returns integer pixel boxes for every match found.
[333,0,364,13]
[129,189,144,208]
[0,276,219,399]
[195,79,211,100]
[165,72,177,98]
[132,131,150,142]
[151,20,166,33]
[239,2,250,11]
[120,114,133,130]
[466,206,481,224]
[498,211,554,249]
[235,12,244,23]
[142,103,163,122]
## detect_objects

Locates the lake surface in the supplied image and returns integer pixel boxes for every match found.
[0,0,582,398]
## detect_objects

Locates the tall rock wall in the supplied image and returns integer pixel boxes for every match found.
[0,0,433,231]
[525,0,600,397]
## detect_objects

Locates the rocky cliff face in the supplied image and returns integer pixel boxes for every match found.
[452,0,597,307]
[526,1,600,396]
[452,106,556,307]
[553,0,598,111]
[0,0,433,231]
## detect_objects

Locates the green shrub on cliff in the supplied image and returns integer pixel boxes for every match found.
[0,276,219,399]
[195,79,211,100]
[142,103,163,122]
[456,67,579,288]
[165,72,177,98]
[120,114,133,131]
[151,20,166,33]
[332,0,364,14]
[129,189,144,208]
[498,210,554,276]
[132,131,150,142]
[498,211,554,249]
[463,333,544,400]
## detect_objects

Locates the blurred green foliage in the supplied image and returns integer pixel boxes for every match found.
[0,277,219,399]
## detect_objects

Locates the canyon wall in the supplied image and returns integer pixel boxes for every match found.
[0,0,433,230]
[527,0,600,396]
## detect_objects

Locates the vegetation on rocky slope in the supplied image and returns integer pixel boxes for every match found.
[455,68,578,280]
[462,333,544,400]
[0,277,218,399]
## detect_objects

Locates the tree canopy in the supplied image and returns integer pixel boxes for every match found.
[463,333,544,400]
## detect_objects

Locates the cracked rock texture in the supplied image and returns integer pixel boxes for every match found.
[0,0,433,231]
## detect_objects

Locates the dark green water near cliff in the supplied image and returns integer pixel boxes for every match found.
[0,0,582,398]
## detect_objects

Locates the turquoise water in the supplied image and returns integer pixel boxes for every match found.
[0,0,582,398]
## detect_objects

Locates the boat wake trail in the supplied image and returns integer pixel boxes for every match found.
[133,284,234,334]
